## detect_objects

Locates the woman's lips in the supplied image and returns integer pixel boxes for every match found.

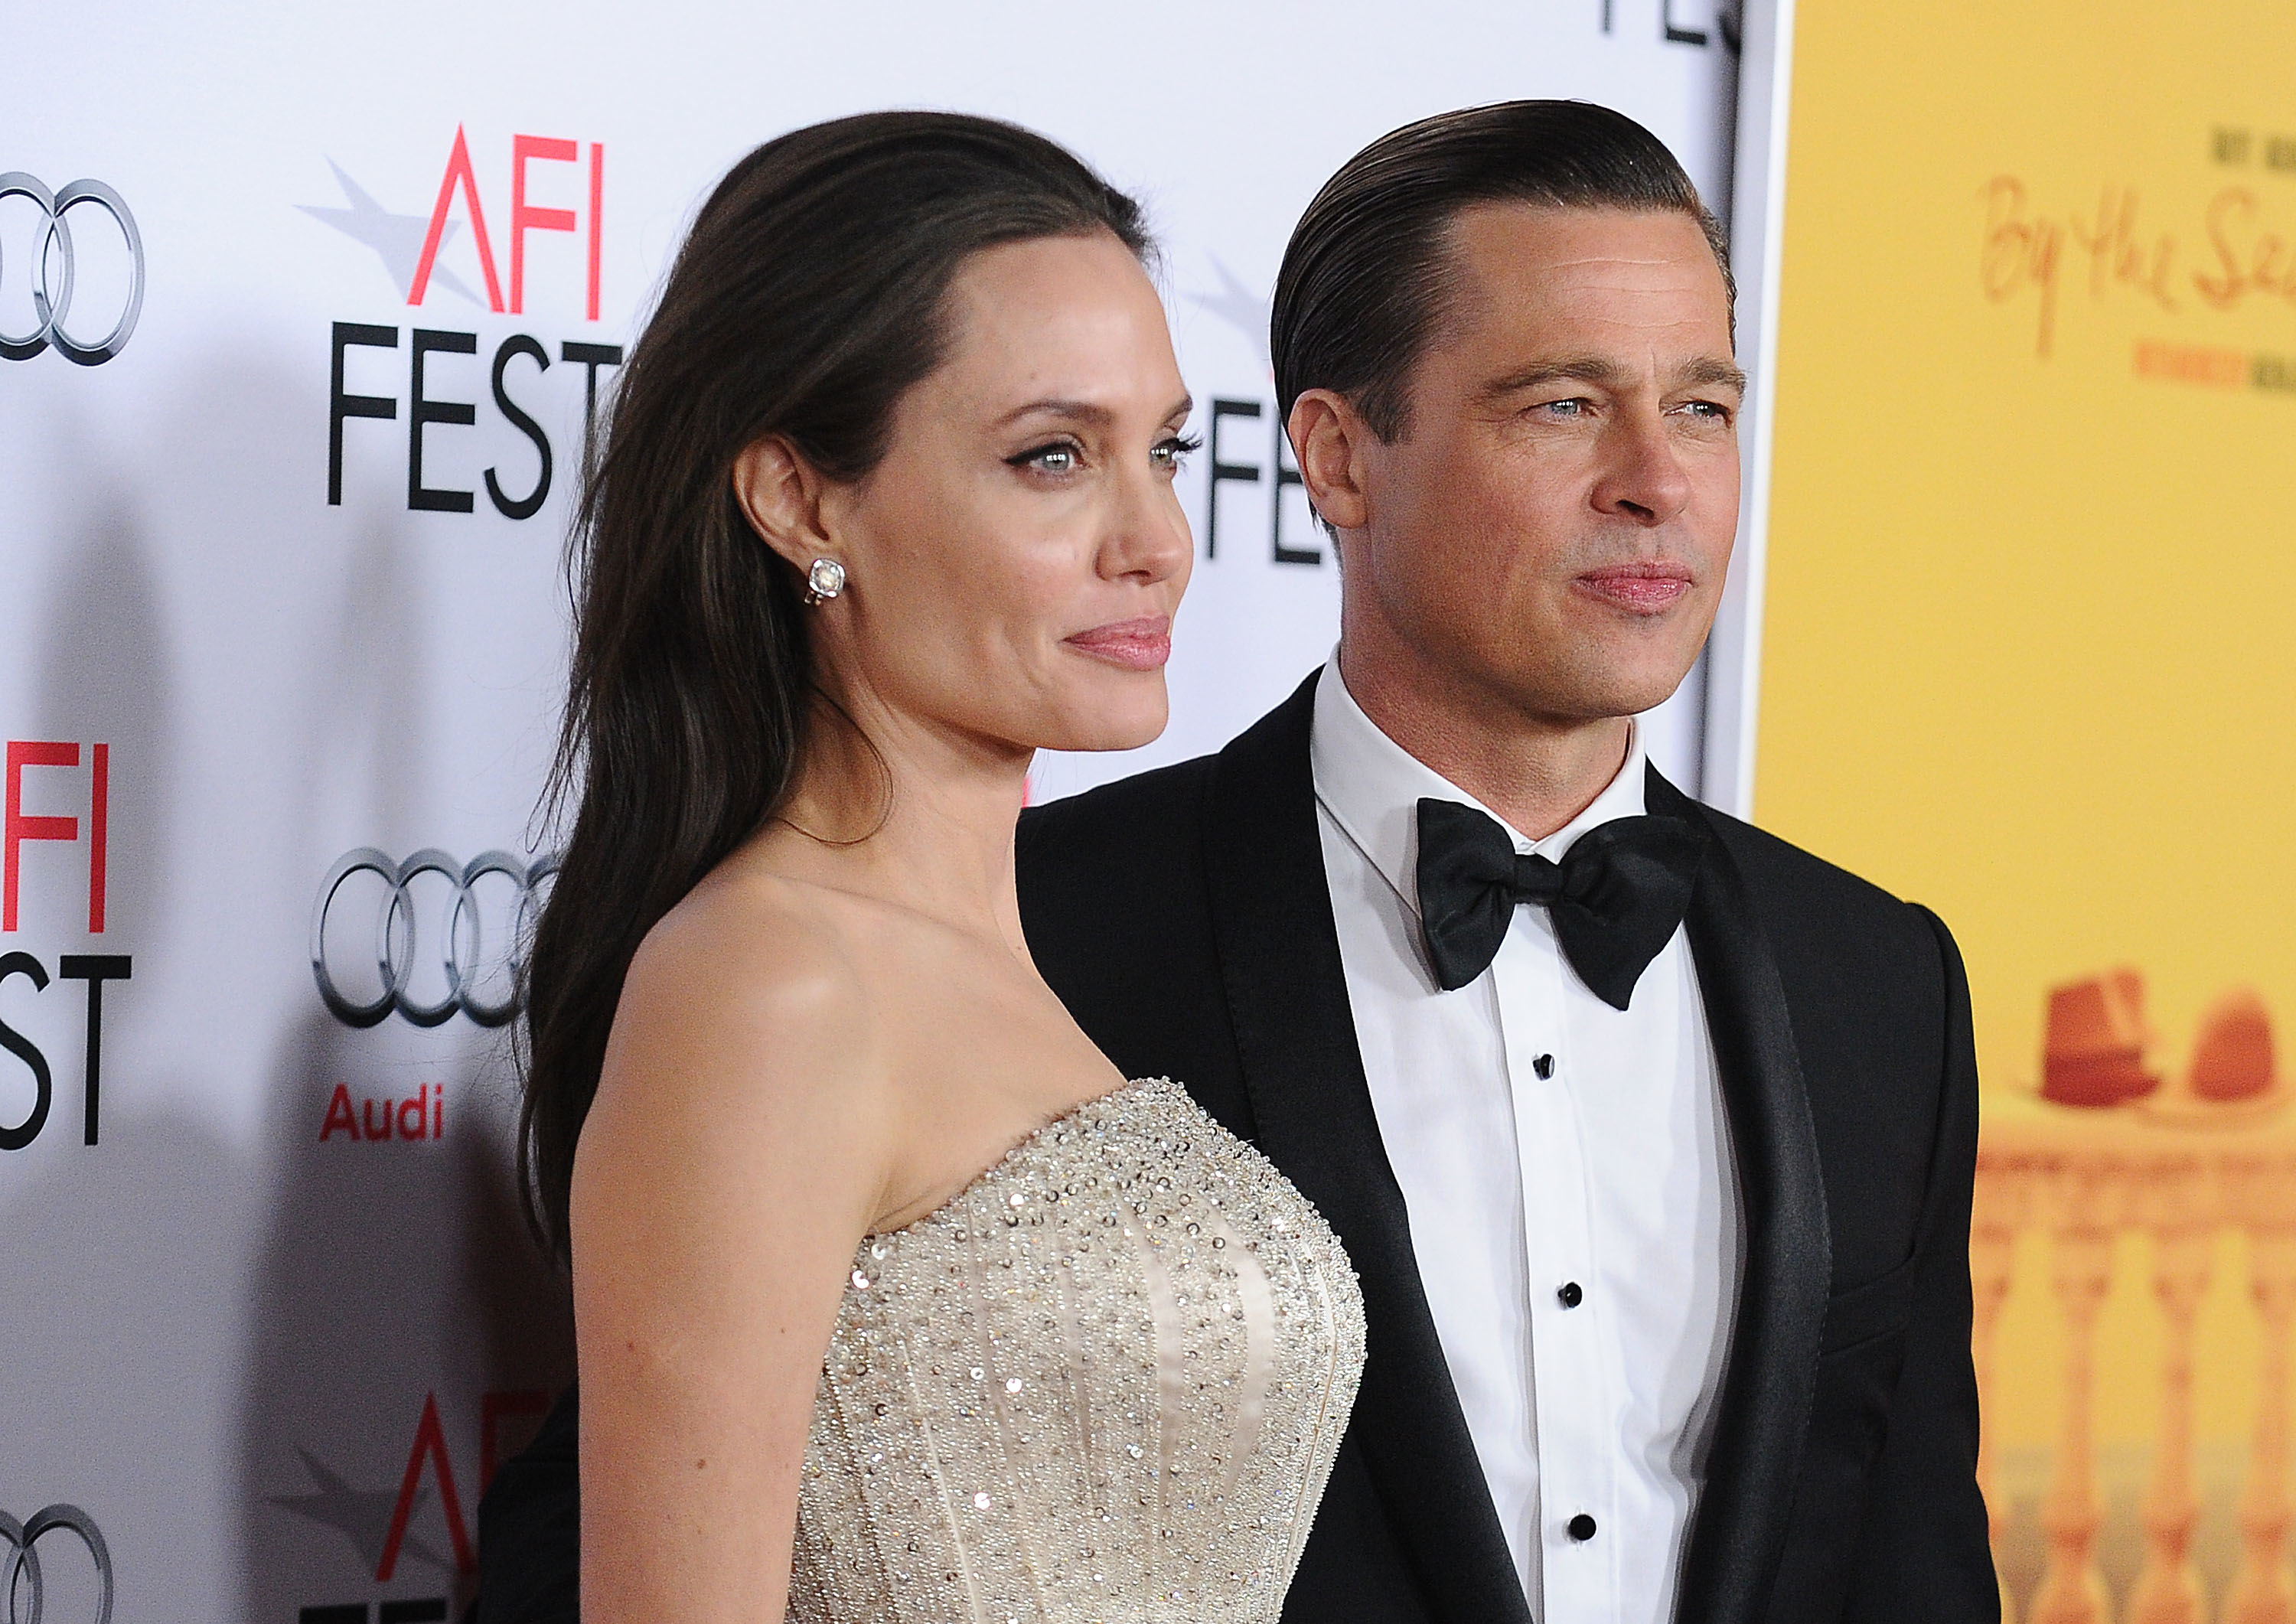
[1065,615,1172,670]
[1575,565,1694,615]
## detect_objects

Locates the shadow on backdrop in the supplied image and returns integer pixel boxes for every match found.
[0,409,261,1624]
[235,510,572,1624]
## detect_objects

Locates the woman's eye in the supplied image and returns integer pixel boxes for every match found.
[1151,433,1202,472]
[1009,442,1081,475]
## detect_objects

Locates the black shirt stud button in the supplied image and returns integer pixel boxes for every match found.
[1567,1513,1598,1542]
[1533,1053,1556,1080]
[1557,1281,1583,1309]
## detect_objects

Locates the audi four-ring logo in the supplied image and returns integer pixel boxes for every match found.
[2,1505,113,1624]
[0,174,143,366]
[310,849,558,1029]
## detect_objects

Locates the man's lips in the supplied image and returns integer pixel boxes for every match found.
[1065,615,1172,670]
[1574,564,1694,614]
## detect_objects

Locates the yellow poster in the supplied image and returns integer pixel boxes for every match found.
[1758,3,2296,1618]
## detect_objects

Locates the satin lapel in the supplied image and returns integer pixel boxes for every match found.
[1649,767,1832,1624]
[1207,673,1533,1624]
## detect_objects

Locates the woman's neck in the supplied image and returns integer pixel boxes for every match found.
[765,687,1035,953]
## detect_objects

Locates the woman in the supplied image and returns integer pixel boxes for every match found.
[519,113,1365,1624]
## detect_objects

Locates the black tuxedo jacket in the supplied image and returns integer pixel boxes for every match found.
[478,672,1996,1624]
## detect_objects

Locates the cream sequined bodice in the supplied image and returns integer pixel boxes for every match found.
[788,1077,1365,1624]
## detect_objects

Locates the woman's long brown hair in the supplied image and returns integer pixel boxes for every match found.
[520,112,1149,1260]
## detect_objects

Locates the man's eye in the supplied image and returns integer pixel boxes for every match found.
[1541,398,1588,418]
[1678,400,1733,422]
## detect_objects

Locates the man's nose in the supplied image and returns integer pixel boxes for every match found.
[1589,409,1693,527]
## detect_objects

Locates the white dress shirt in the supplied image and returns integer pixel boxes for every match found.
[1309,656,1744,1624]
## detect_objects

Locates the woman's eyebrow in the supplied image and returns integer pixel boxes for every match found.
[996,394,1196,429]
[996,398,1114,429]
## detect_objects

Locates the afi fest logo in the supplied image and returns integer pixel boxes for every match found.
[1,740,131,1152]
[1183,262,1326,571]
[304,127,621,518]
[276,1389,551,1624]
[0,171,143,366]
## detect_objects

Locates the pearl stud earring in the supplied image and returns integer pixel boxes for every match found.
[803,557,846,605]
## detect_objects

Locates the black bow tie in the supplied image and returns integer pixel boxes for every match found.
[1414,797,1707,1008]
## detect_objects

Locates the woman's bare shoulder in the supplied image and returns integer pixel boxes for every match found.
[634,862,878,1038]
[578,863,900,1227]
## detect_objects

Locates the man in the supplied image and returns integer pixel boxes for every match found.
[482,100,1994,1623]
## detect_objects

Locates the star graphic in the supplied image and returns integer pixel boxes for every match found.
[298,158,481,307]
[269,1446,452,1577]
[1187,257,1272,375]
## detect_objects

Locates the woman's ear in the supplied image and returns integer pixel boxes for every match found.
[732,435,833,574]
[1287,389,1374,533]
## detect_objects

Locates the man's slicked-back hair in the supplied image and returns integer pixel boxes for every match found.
[1272,99,1731,444]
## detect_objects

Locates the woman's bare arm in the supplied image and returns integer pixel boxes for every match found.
[570,889,895,1624]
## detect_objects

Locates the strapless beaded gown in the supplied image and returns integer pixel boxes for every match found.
[786,1077,1365,1624]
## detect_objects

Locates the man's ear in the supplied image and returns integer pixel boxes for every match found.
[732,434,833,574]
[1287,390,1375,533]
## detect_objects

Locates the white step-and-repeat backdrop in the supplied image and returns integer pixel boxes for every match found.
[1,4,1740,1619]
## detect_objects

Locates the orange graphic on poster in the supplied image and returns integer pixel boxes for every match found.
[1978,980,2295,1622]
[2043,970,2159,1108]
